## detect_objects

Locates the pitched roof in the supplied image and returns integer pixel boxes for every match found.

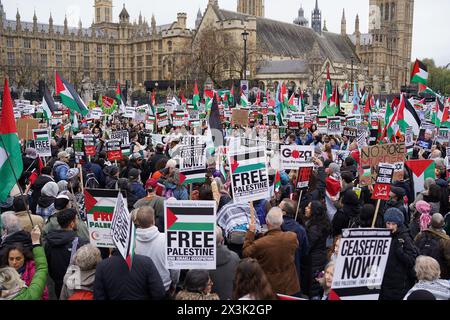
[257,60,309,75]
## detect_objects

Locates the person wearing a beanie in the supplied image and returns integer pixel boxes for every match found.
[104,165,120,190]
[36,182,58,221]
[414,213,450,279]
[380,207,418,300]
[29,166,54,214]
[382,186,408,227]
[53,151,71,182]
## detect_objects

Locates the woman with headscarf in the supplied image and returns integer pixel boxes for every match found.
[36,182,58,221]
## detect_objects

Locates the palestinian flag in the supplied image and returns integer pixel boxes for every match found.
[383,101,395,141]
[326,66,333,101]
[352,81,360,113]
[274,170,281,192]
[192,81,200,110]
[397,93,421,135]
[180,168,206,186]
[418,83,439,97]
[180,91,187,110]
[330,85,340,115]
[151,89,156,107]
[405,160,435,194]
[240,91,249,108]
[299,90,306,112]
[287,93,297,112]
[255,90,261,106]
[165,204,215,232]
[364,94,372,115]
[116,83,126,112]
[319,88,335,117]
[41,83,56,120]
[432,97,450,128]
[0,79,23,202]
[55,72,89,116]
[411,59,428,85]
[229,85,235,107]
[204,90,214,113]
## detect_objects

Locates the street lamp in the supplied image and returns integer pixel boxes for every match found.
[241,27,249,80]
[351,57,354,87]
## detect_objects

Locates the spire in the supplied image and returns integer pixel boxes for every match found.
[33,9,37,22]
[355,14,360,34]
[64,14,68,34]
[16,8,20,20]
[294,3,308,27]
[78,19,83,36]
[16,9,21,31]
[151,14,156,34]
[311,0,322,34]
[49,12,53,33]
[195,8,203,29]
[323,19,328,32]
[341,9,346,36]
[139,11,142,25]
[315,0,319,10]
[33,10,37,32]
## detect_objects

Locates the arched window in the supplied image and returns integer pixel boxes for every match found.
[385,3,390,20]
[168,41,172,52]
[391,2,396,21]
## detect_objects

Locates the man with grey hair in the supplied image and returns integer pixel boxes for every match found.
[243,207,300,296]
[209,226,240,300]
[414,213,450,279]
[0,212,33,255]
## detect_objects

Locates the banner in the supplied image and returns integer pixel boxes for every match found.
[346,116,357,128]
[405,126,414,155]
[84,189,126,248]
[84,135,96,157]
[437,127,449,143]
[111,192,135,268]
[376,163,395,185]
[327,117,342,135]
[124,106,136,119]
[157,111,169,127]
[178,136,207,185]
[296,167,313,190]
[90,108,103,120]
[280,145,314,170]
[17,118,39,141]
[343,127,358,139]
[317,117,328,134]
[32,129,51,157]
[106,139,122,161]
[110,130,130,146]
[360,143,406,186]
[330,228,392,300]
[228,147,270,203]
[232,109,249,127]
[165,200,216,270]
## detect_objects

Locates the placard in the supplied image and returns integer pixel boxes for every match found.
[280,145,314,170]
[16,118,39,141]
[106,139,122,161]
[232,109,249,127]
[296,167,313,190]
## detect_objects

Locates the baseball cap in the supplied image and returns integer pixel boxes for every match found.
[58,151,70,160]
[145,178,158,190]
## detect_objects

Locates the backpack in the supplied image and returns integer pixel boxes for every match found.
[415,232,441,261]
[68,290,94,300]
[84,167,100,189]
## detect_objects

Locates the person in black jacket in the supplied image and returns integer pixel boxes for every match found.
[44,208,89,299]
[332,177,361,237]
[93,250,166,300]
[382,186,409,226]
[302,201,331,299]
[380,208,418,300]
[147,144,168,177]
[30,167,54,214]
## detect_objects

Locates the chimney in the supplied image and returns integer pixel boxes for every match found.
[177,13,187,29]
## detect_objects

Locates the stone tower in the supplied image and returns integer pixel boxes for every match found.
[311,0,322,34]
[237,0,265,18]
[94,0,113,24]
[341,9,346,36]
[357,0,414,92]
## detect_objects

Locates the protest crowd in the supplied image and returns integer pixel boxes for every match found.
[0,62,450,301]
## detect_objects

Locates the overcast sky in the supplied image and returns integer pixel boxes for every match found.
[3,0,449,67]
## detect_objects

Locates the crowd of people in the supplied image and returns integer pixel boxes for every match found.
[0,113,449,301]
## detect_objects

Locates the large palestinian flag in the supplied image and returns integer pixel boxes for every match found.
[55,72,89,116]
[405,160,436,195]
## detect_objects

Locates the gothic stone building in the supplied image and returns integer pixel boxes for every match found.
[195,0,414,94]
[0,0,193,91]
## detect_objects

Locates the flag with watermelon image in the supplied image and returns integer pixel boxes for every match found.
[405,160,436,194]
[0,78,23,202]
[100,95,117,115]
[55,72,89,117]
[165,201,216,269]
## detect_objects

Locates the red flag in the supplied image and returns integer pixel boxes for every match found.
[255,90,261,106]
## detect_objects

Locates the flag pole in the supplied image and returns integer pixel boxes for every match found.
[0,135,35,228]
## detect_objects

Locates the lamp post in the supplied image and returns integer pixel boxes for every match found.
[351,57,354,87]
[241,27,249,80]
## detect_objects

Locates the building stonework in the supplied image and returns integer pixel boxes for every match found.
[237,0,265,18]
[0,1,192,91]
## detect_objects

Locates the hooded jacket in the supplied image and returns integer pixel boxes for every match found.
[135,226,178,291]
[44,230,89,298]
[60,267,96,300]
[209,244,240,300]
[30,175,54,213]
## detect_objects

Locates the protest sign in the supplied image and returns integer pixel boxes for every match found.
[346,116,357,128]
[110,130,130,146]
[360,143,406,186]
[376,163,395,185]
[332,150,350,166]
[178,136,207,185]
[106,139,122,161]
[296,166,313,190]
[17,118,39,141]
[84,189,126,248]
[51,111,63,125]
[437,127,449,143]
[232,109,249,127]
[317,117,328,134]
[32,129,51,157]
[165,200,216,270]
[343,127,358,139]
[342,103,353,115]
[416,122,435,151]
[157,111,169,127]
[88,100,97,109]
[327,117,342,135]
[405,126,414,156]
[73,137,85,164]
[83,135,96,157]
[372,184,391,201]
[90,108,103,120]
[330,228,392,300]
[124,106,136,119]
[280,145,314,170]
[111,192,135,268]
[228,147,270,203]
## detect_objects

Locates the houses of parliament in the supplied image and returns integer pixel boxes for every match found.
[0,0,414,94]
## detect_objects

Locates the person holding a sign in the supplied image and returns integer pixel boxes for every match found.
[243,207,300,296]
[380,208,419,300]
